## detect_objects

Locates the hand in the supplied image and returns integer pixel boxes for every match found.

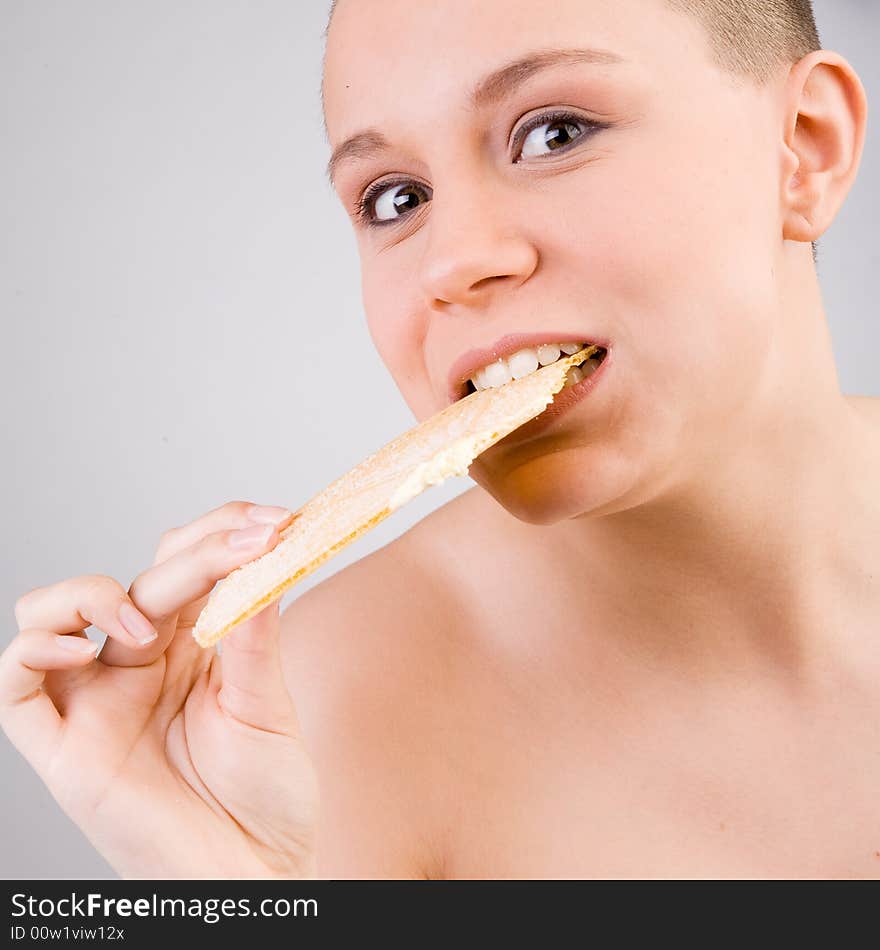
[0,501,319,879]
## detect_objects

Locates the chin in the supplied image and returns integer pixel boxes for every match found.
[467,445,652,527]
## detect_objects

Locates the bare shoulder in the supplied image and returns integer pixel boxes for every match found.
[849,394,880,428]
[280,486,483,674]
[280,485,489,672]
[278,486,485,878]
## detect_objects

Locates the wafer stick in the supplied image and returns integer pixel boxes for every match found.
[192,346,598,647]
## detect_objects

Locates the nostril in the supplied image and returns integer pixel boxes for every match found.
[470,273,513,293]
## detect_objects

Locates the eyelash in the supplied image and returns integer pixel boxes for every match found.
[355,109,602,228]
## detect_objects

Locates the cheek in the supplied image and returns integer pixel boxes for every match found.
[361,262,434,411]
[546,115,778,410]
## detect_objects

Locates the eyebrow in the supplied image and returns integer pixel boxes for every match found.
[325,46,625,185]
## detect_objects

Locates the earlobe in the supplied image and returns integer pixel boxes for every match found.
[780,50,868,244]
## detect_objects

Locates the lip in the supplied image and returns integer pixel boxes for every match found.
[446,331,612,406]
[493,344,612,444]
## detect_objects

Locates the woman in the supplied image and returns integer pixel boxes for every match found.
[3,0,879,879]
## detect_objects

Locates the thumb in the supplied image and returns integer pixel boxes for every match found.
[216,600,299,735]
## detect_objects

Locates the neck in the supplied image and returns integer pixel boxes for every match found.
[561,257,880,680]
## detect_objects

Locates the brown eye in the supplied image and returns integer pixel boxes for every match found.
[369,182,432,222]
[518,119,585,159]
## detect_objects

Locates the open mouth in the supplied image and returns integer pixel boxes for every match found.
[459,342,608,400]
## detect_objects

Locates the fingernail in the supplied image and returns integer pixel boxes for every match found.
[55,634,99,654]
[229,523,274,549]
[246,505,293,525]
[118,601,159,645]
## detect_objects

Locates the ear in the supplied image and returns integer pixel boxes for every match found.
[780,50,868,243]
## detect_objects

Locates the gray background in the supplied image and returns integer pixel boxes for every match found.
[1,0,877,879]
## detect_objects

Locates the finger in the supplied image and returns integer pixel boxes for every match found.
[153,501,296,566]
[96,503,293,670]
[100,519,290,668]
[0,628,99,775]
[15,576,159,651]
[151,500,295,655]
[214,601,300,735]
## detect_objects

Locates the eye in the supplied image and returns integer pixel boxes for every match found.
[514,112,593,162]
[359,180,432,225]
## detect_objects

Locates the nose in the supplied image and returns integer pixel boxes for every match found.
[419,182,538,310]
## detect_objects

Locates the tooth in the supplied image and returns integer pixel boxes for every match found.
[564,366,585,388]
[467,341,593,394]
[472,366,489,390]
[536,343,562,366]
[482,359,513,388]
[508,348,539,379]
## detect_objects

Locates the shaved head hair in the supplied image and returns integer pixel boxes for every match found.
[665,0,820,83]
[326,0,820,83]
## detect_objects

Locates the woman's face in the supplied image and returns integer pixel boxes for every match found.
[322,0,790,524]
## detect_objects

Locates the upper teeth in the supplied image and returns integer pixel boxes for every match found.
[471,341,589,391]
